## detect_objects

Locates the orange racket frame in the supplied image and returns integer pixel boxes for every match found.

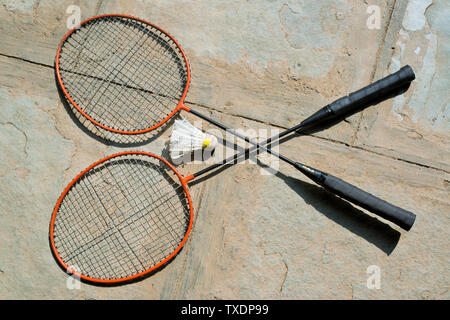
[55,13,193,135]
[49,151,195,284]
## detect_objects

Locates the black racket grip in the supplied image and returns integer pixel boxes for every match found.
[295,163,416,230]
[298,65,415,131]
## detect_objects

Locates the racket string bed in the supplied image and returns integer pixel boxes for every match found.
[58,15,188,133]
[60,22,167,130]
[95,18,185,111]
[52,154,191,280]
[54,170,142,279]
[105,159,190,260]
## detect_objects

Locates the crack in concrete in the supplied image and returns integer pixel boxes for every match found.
[37,103,77,178]
[350,0,398,147]
[317,134,449,174]
[0,52,53,69]
[0,121,28,179]
[172,181,208,299]
[5,121,28,158]
[0,49,447,174]
[423,1,435,19]
[256,239,288,297]
[277,4,300,51]
[279,258,288,295]
[32,0,41,24]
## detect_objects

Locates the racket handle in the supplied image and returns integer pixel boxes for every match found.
[297,65,415,132]
[294,163,416,231]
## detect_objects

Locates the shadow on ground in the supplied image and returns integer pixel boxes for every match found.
[274,170,401,255]
[191,161,401,255]
[54,68,172,148]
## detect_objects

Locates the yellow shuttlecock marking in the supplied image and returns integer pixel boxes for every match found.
[202,138,211,150]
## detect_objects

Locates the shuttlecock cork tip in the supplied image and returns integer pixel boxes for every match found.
[169,119,218,162]
[202,134,218,153]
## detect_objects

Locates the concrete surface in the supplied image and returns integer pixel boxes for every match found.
[0,0,448,299]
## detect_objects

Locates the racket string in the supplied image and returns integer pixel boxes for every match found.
[55,166,186,276]
[101,159,189,261]
[56,174,146,276]
[60,70,169,132]
[93,17,188,117]
[62,22,165,129]
[61,39,177,131]
[80,168,150,274]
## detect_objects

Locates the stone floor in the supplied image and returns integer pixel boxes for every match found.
[0,0,448,299]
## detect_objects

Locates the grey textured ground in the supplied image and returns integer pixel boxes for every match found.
[0,0,448,299]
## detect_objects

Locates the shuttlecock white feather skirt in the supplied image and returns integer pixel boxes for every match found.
[170,119,218,162]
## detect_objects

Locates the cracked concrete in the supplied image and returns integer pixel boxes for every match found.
[0,0,448,300]
[0,122,27,178]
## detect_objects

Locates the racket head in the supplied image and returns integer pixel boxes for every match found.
[49,151,193,284]
[55,14,191,135]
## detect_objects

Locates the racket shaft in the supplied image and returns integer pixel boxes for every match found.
[193,66,415,178]
[298,65,415,131]
[294,163,416,230]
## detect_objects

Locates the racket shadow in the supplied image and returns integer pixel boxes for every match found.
[273,170,401,255]
[190,160,400,255]
[54,68,172,148]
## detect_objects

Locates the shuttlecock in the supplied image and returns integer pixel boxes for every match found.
[170,119,218,163]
